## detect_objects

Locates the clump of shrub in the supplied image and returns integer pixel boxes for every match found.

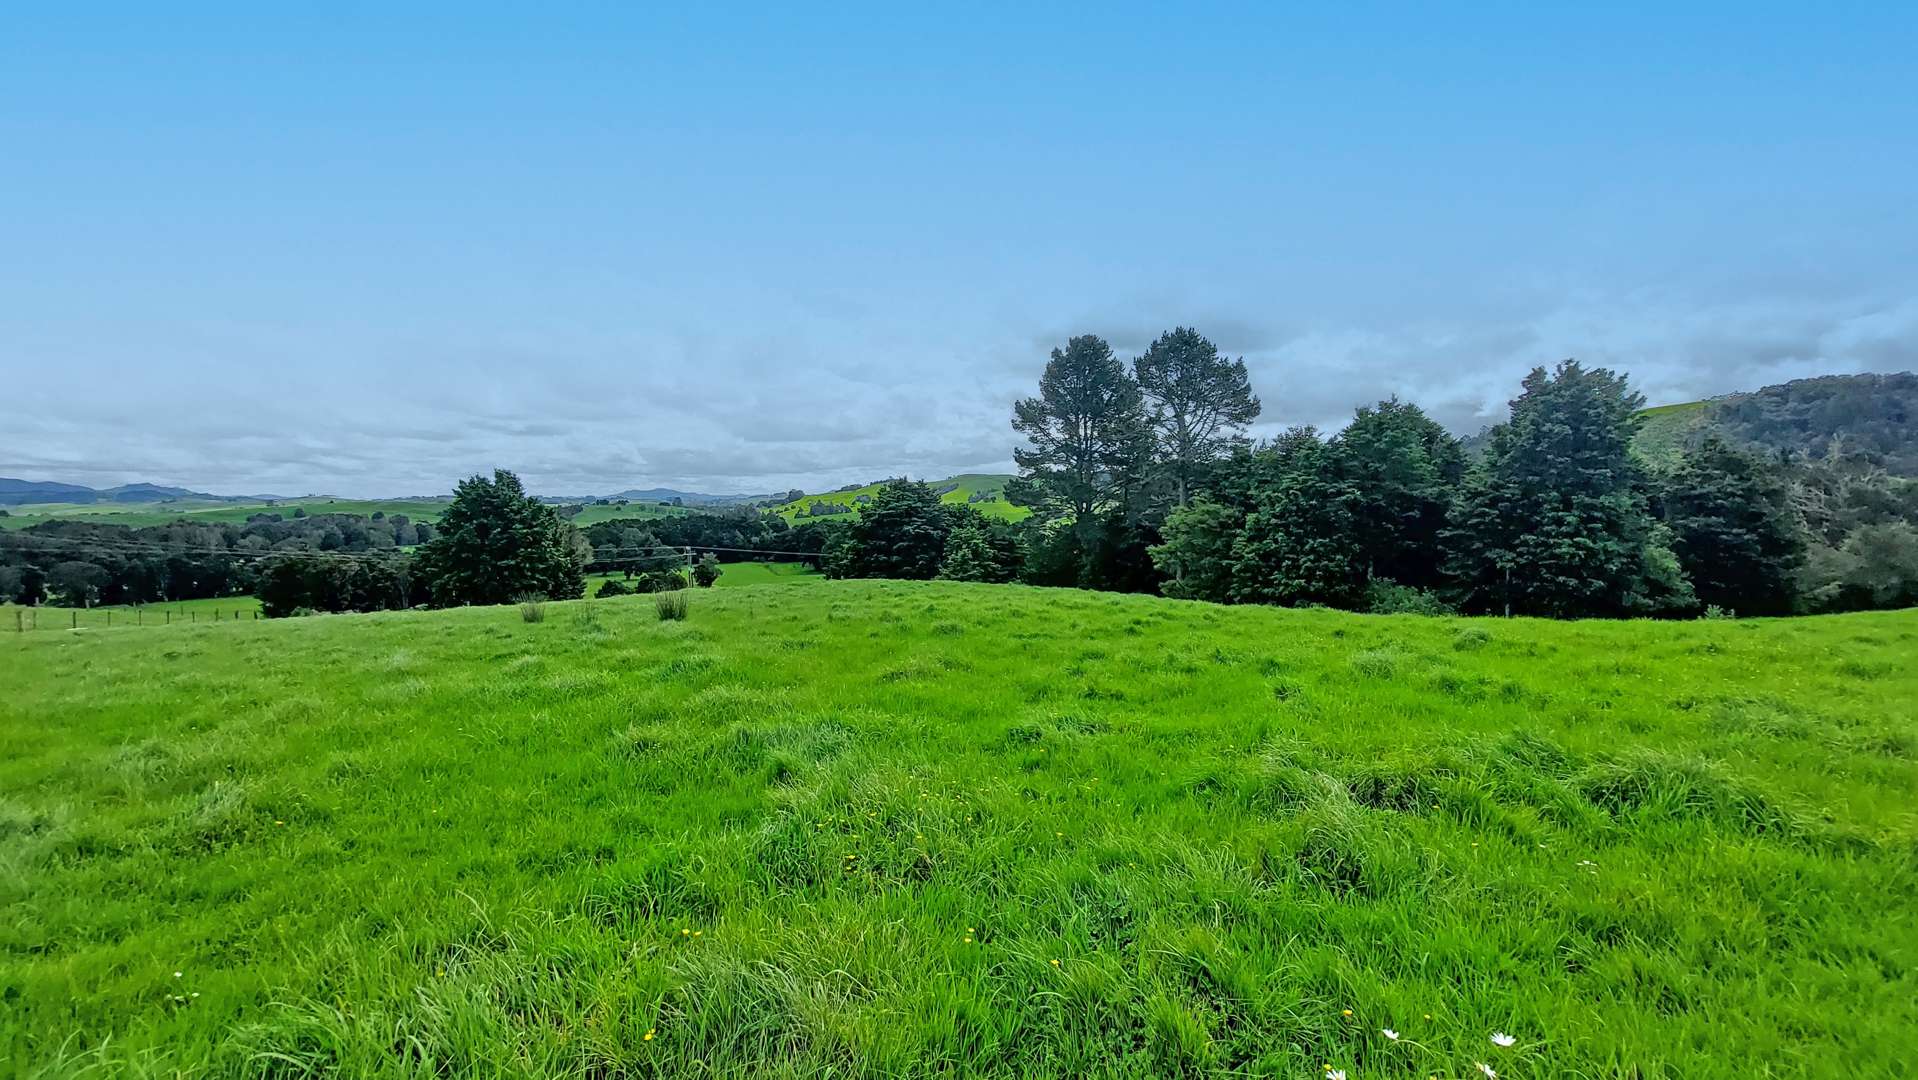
[692,553,722,588]
[656,592,689,621]
[1365,580,1456,615]
[595,578,630,598]
[516,594,547,623]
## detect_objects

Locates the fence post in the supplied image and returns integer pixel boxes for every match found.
[166,610,171,625]
[72,610,78,630]
[190,611,195,623]
[107,610,112,627]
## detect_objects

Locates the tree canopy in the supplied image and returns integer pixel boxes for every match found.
[415,470,586,606]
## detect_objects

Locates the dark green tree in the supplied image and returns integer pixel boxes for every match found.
[1149,496,1240,602]
[1663,436,1806,614]
[1133,327,1261,508]
[938,510,1022,583]
[1009,334,1151,541]
[1230,435,1365,607]
[692,553,722,587]
[1334,398,1465,590]
[1443,361,1670,617]
[15,565,45,606]
[48,560,108,607]
[415,469,586,606]
[849,480,950,579]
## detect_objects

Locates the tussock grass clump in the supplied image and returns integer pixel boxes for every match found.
[1574,752,1801,837]
[1452,625,1492,651]
[515,594,546,623]
[3,582,1915,1078]
[655,592,689,621]
[1348,647,1399,678]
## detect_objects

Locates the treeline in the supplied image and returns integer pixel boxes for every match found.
[815,330,1917,617]
[0,511,434,608]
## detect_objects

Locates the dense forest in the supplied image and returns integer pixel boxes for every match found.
[3,354,1913,618]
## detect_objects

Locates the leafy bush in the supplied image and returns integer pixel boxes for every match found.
[655,592,689,621]
[692,553,722,588]
[1364,579,1456,615]
[595,578,630,598]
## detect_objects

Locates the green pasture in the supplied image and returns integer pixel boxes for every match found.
[2,582,1913,1077]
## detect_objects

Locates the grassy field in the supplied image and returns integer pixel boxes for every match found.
[705,561,824,588]
[773,473,1027,523]
[2,584,1913,1077]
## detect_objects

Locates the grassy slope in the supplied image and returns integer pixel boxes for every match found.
[1633,400,1712,469]
[773,473,1026,523]
[3,584,1914,1077]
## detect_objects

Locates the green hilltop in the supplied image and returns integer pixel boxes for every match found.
[772,472,1026,522]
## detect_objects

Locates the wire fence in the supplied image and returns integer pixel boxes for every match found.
[7,603,263,633]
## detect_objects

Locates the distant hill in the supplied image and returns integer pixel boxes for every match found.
[0,478,282,506]
[772,474,1024,522]
[1462,372,1917,474]
[1632,373,1918,472]
[605,487,771,506]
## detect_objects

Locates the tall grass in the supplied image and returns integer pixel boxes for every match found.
[655,591,689,621]
[2,581,1913,1077]
[516,593,547,623]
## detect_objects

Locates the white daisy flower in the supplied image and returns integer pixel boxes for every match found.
[1491,1032,1516,1047]
[1325,1070,1347,1080]
[1477,1064,1497,1079]
[1381,1028,1399,1040]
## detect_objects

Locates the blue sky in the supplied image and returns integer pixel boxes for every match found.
[4,3,1915,495]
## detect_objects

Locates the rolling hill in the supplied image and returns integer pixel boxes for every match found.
[773,473,1026,522]
[0,478,283,506]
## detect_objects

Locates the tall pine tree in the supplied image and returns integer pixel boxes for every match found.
[1009,334,1151,575]
[1133,327,1261,508]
